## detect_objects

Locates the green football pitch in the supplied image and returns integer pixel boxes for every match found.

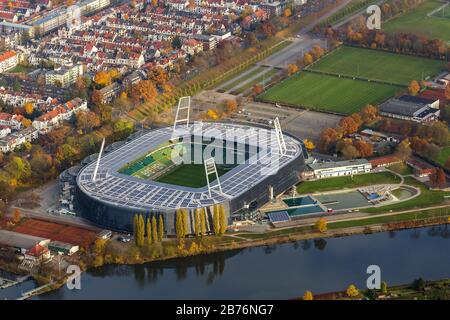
[258,72,399,114]
[156,164,232,188]
[383,0,450,43]
[307,46,445,85]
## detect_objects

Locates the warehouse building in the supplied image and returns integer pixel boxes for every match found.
[379,95,440,123]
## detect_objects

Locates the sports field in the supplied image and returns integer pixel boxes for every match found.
[307,46,445,84]
[258,72,398,114]
[156,164,232,188]
[383,0,450,43]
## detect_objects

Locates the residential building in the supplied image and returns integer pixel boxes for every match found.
[45,63,84,87]
[0,50,18,72]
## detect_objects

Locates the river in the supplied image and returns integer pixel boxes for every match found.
[2,225,449,300]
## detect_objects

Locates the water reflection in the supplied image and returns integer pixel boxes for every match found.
[32,225,450,300]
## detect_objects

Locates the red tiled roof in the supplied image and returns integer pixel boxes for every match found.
[0,50,16,62]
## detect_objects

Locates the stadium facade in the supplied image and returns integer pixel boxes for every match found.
[75,122,306,236]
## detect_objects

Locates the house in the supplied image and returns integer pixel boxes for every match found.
[98,82,121,103]
[379,95,440,123]
[0,50,18,73]
[32,97,87,133]
[302,159,372,180]
[24,244,51,262]
[406,159,434,178]
[0,124,11,138]
[0,113,22,130]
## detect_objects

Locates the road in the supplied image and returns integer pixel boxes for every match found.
[216,0,353,92]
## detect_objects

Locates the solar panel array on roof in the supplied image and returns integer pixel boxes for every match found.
[268,211,290,223]
[77,123,302,210]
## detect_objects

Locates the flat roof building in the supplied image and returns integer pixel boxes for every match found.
[379,95,440,123]
[0,230,50,253]
[305,159,372,179]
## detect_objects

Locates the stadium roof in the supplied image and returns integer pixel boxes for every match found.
[77,122,302,211]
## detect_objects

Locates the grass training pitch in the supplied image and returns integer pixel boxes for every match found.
[258,72,398,114]
[307,46,445,84]
[383,0,450,43]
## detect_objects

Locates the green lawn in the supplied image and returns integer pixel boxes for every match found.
[433,146,450,166]
[296,172,401,194]
[328,207,450,229]
[307,46,445,84]
[156,164,231,188]
[387,163,413,176]
[259,72,398,114]
[383,0,450,43]
[365,177,450,213]
[7,64,35,74]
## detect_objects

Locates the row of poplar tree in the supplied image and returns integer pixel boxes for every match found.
[133,214,164,247]
[175,204,228,239]
[134,204,228,244]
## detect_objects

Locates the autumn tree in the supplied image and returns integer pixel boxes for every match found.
[283,8,292,17]
[200,208,207,236]
[146,217,152,245]
[353,140,373,157]
[13,208,21,223]
[136,214,145,247]
[303,291,314,300]
[158,215,164,242]
[151,215,158,243]
[194,208,202,237]
[76,110,101,134]
[318,127,339,153]
[219,204,227,235]
[94,71,112,87]
[303,139,315,151]
[175,209,188,239]
[213,205,220,235]
[346,284,360,298]
[133,214,138,245]
[338,117,359,135]
[131,80,157,103]
[360,105,378,124]
[315,218,327,233]
[287,63,299,76]
[147,67,168,86]
[303,52,313,65]
[395,139,412,161]
[24,102,34,115]
[225,99,237,114]
[408,80,420,96]
[252,84,263,96]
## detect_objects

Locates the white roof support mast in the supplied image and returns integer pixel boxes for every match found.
[204,157,223,197]
[173,96,191,131]
[274,117,287,155]
[92,137,105,182]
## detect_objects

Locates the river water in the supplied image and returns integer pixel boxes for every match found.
[2,225,448,300]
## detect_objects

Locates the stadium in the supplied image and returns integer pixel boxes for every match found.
[75,121,306,236]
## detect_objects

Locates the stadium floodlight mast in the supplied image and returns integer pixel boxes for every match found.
[273,117,287,155]
[92,137,105,182]
[173,96,191,131]
[204,157,223,197]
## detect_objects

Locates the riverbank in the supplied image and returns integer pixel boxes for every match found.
[302,278,450,300]
[17,208,449,299]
